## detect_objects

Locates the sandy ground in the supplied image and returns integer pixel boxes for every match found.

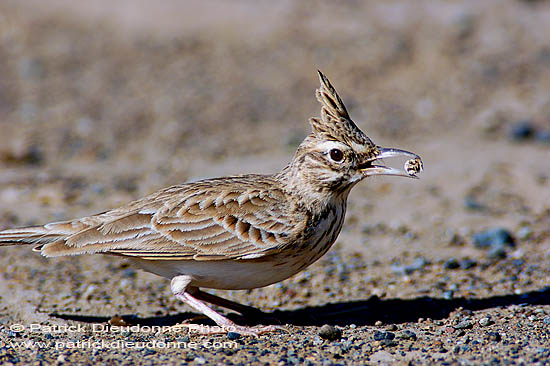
[0,1,549,365]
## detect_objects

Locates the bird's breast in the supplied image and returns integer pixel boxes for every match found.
[293,203,346,269]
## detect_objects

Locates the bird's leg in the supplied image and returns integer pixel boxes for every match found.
[191,288,264,317]
[192,288,282,325]
[170,276,284,336]
[191,287,283,325]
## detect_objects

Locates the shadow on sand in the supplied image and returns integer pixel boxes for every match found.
[51,286,550,328]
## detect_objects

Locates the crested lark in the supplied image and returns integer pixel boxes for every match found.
[0,71,422,336]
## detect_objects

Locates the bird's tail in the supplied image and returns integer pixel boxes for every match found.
[0,224,68,250]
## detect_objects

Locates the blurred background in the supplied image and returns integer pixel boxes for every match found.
[0,0,548,261]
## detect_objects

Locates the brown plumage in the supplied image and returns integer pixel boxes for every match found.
[0,71,423,336]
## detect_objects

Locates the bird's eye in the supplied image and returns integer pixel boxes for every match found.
[329,148,344,162]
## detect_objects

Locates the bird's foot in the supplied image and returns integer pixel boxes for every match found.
[172,322,286,337]
[224,324,287,337]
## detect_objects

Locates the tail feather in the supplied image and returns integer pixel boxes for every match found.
[0,214,152,257]
[0,226,66,246]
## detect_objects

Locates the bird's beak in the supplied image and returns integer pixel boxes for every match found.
[359,147,423,179]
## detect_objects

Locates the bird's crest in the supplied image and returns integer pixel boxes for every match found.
[316,70,350,122]
[309,70,374,150]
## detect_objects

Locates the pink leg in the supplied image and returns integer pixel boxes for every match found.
[171,276,284,337]
[191,288,264,316]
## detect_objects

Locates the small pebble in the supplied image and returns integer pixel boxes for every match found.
[379,339,398,347]
[391,257,428,275]
[319,325,342,341]
[479,317,493,327]
[487,332,501,342]
[227,332,241,340]
[444,326,455,334]
[508,120,535,141]
[444,258,460,270]
[443,291,454,300]
[373,331,395,341]
[396,330,417,340]
[512,259,524,267]
[109,315,129,326]
[460,258,477,269]
[374,321,383,326]
[447,232,465,245]
[122,268,137,278]
[473,228,515,248]
[464,196,484,211]
[454,345,471,354]
[454,320,473,330]
[194,357,207,365]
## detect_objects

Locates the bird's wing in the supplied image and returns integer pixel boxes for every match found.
[3,176,303,261]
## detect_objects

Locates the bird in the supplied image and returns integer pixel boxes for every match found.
[0,71,423,336]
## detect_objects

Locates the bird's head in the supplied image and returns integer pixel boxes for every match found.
[283,71,423,196]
